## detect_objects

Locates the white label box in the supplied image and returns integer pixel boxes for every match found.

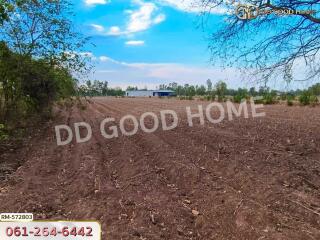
[0,213,33,222]
[0,221,101,240]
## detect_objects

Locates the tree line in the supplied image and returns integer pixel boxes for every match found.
[46,75,319,107]
[121,80,320,105]
[152,80,319,105]
[160,80,319,105]
[0,0,89,127]
[78,80,124,97]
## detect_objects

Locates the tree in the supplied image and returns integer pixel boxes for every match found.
[0,1,14,25]
[107,87,124,97]
[234,88,249,103]
[126,86,138,91]
[168,82,178,90]
[21,59,75,110]
[196,85,207,95]
[249,87,257,97]
[0,0,90,74]
[93,80,104,95]
[199,0,320,83]
[0,1,91,125]
[309,83,320,95]
[0,41,76,121]
[206,79,212,92]
[176,85,185,96]
[102,82,108,96]
[159,84,167,90]
[78,81,124,97]
[0,41,20,118]
[215,81,227,101]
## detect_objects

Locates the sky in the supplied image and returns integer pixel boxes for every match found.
[71,0,317,90]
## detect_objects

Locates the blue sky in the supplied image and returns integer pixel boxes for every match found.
[71,0,316,90]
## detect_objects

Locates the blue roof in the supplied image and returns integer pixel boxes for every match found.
[153,90,175,92]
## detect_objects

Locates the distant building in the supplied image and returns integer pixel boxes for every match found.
[125,90,175,97]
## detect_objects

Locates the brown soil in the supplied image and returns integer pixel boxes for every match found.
[0,97,320,240]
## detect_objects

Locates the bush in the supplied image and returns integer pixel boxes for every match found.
[280,93,287,101]
[217,95,225,102]
[299,91,319,106]
[298,91,318,106]
[0,124,9,140]
[233,88,248,103]
[205,95,215,101]
[233,94,248,103]
[254,97,264,104]
[299,91,311,105]
[179,95,193,100]
[310,95,319,106]
[263,93,276,104]
[187,96,193,100]
[287,95,294,106]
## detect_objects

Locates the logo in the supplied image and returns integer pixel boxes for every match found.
[234,4,317,20]
[235,4,259,20]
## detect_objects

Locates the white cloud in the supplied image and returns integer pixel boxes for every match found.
[127,2,157,33]
[107,26,122,35]
[153,14,166,24]
[90,24,105,32]
[84,0,109,6]
[90,25,124,36]
[157,0,195,12]
[90,0,166,36]
[99,56,110,62]
[96,55,127,65]
[156,0,228,14]
[125,40,145,46]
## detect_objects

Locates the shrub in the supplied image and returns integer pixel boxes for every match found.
[233,94,248,103]
[299,91,311,105]
[298,91,318,106]
[299,91,319,106]
[205,95,215,101]
[233,95,241,103]
[310,95,319,106]
[287,95,294,106]
[233,88,248,103]
[217,95,225,102]
[187,96,193,100]
[263,93,276,104]
[0,124,9,140]
[280,93,287,101]
[254,97,264,104]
